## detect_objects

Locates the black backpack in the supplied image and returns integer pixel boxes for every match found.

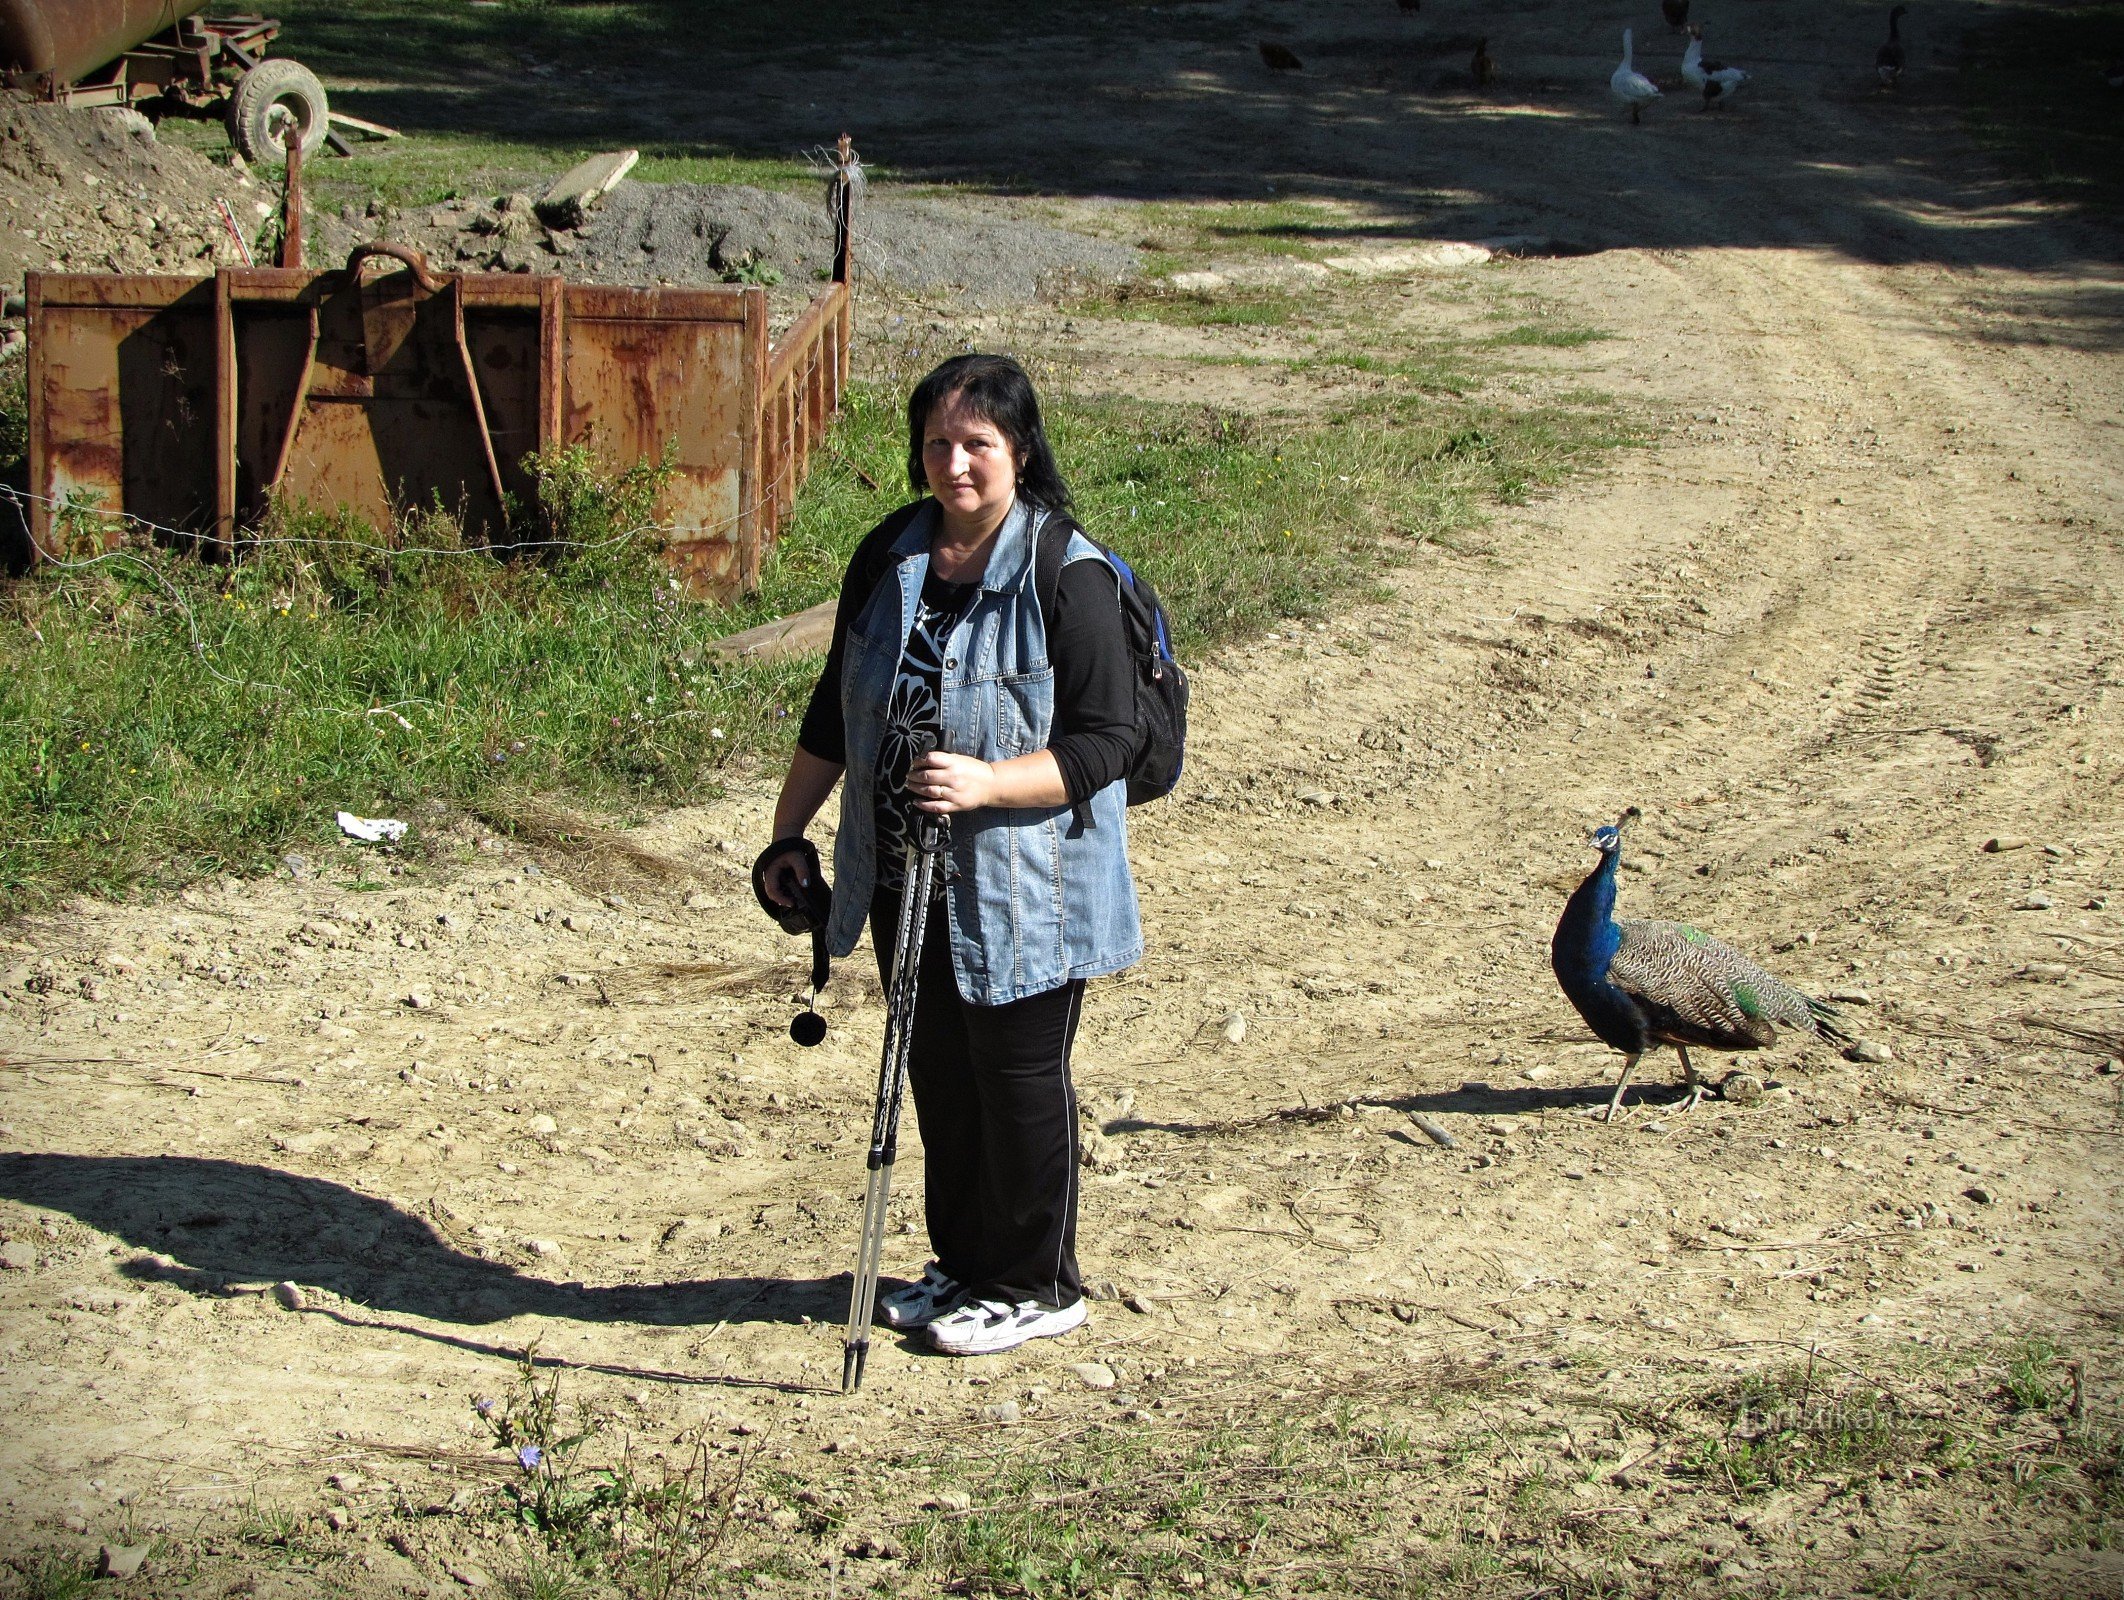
[1034,515,1188,807]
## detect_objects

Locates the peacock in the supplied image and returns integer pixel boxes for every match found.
[1551,808,1851,1120]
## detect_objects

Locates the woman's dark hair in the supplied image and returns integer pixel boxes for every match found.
[905,353,1073,513]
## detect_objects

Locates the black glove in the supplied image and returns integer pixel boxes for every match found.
[752,837,830,935]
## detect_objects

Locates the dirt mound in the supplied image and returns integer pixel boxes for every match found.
[0,94,272,295]
[575,179,1139,304]
[337,179,1133,316]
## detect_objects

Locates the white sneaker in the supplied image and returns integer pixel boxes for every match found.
[877,1262,967,1329]
[926,1294,1087,1355]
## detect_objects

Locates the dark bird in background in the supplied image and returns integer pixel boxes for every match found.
[1397,0,1421,14]
[1472,36,1495,88]
[1260,41,1304,72]
[1876,5,1908,88]
[1551,808,1852,1121]
[1662,0,1690,33]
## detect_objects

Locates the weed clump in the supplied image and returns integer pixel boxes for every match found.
[468,1347,744,1599]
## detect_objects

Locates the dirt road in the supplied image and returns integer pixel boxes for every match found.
[2,0,2120,1593]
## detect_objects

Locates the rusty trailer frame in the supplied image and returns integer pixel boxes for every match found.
[22,244,853,598]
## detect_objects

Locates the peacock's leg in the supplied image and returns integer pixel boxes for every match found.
[1675,1044,1705,1112]
[1605,1053,1642,1122]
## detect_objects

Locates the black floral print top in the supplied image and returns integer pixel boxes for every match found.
[873,571,974,892]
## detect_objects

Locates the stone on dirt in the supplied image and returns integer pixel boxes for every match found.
[1069,1361,1118,1389]
[1721,1071,1765,1106]
[0,1239,36,1271]
[1843,1040,1893,1064]
[96,1543,151,1579]
[538,149,639,229]
[271,1280,306,1311]
[1409,1113,1457,1148]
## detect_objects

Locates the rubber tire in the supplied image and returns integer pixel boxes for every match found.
[227,58,330,163]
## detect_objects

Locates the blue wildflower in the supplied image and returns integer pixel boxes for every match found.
[517,1444,543,1470]
[474,1398,497,1417]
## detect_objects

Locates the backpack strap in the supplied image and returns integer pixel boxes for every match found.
[1032,510,1076,625]
[1030,512,1113,834]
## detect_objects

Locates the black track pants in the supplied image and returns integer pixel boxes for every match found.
[870,891,1086,1310]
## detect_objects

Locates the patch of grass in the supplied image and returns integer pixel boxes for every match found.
[1487,323,1613,348]
[893,1361,1590,1598]
[1960,3,2124,215]
[0,360,26,490]
[1679,1364,1960,1495]
[0,1550,97,1600]
[1073,283,1308,329]
[1291,348,1471,392]
[2002,1336,2064,1412]
[470,1348,745,1598]
[235,1493,305,1551]
[0,443,855,913]
[1122,199,1444,263]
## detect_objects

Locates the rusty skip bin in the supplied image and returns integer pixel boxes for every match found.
[25,239,853,597]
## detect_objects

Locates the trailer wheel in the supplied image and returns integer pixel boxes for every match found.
[228,58,330,163]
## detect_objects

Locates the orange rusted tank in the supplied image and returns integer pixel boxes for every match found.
[0,0,212,92]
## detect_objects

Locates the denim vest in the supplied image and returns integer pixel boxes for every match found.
[827,498,1143,1005]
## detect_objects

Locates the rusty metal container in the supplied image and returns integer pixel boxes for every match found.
[23,243,854,599]
[0,0,211,90]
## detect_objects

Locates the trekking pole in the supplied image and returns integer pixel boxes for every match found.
[842,804,950,1394]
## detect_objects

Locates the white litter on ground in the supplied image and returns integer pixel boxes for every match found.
[336,812,408,844]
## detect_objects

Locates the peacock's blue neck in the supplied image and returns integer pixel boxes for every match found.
[1553,848,1624,989]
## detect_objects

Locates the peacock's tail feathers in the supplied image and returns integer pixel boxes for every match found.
[1610,919,1843,1050]
[1805,994,1855,1043]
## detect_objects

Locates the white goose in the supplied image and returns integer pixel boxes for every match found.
[1611,29,1661,123]
[1682,23,1751,108]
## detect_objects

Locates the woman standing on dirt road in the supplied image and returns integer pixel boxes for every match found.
[757,354,1141,1356]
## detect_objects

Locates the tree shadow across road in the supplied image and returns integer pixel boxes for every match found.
[272,0,2122,314]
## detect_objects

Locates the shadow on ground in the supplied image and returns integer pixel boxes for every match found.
[0,1152,844,1333]
[1101,1071,1789,1138]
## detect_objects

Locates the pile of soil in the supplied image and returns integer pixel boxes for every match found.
[574,180,1140,304]
[0,95,274,294]
[365,179,1139,306]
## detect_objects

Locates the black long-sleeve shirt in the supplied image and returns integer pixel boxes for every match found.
[795,509,1134,804]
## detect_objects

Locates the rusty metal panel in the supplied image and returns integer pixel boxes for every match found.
[25,253,844,599]
[25,271,216,555]
[251,268,524,541]
[561,283,758,591]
